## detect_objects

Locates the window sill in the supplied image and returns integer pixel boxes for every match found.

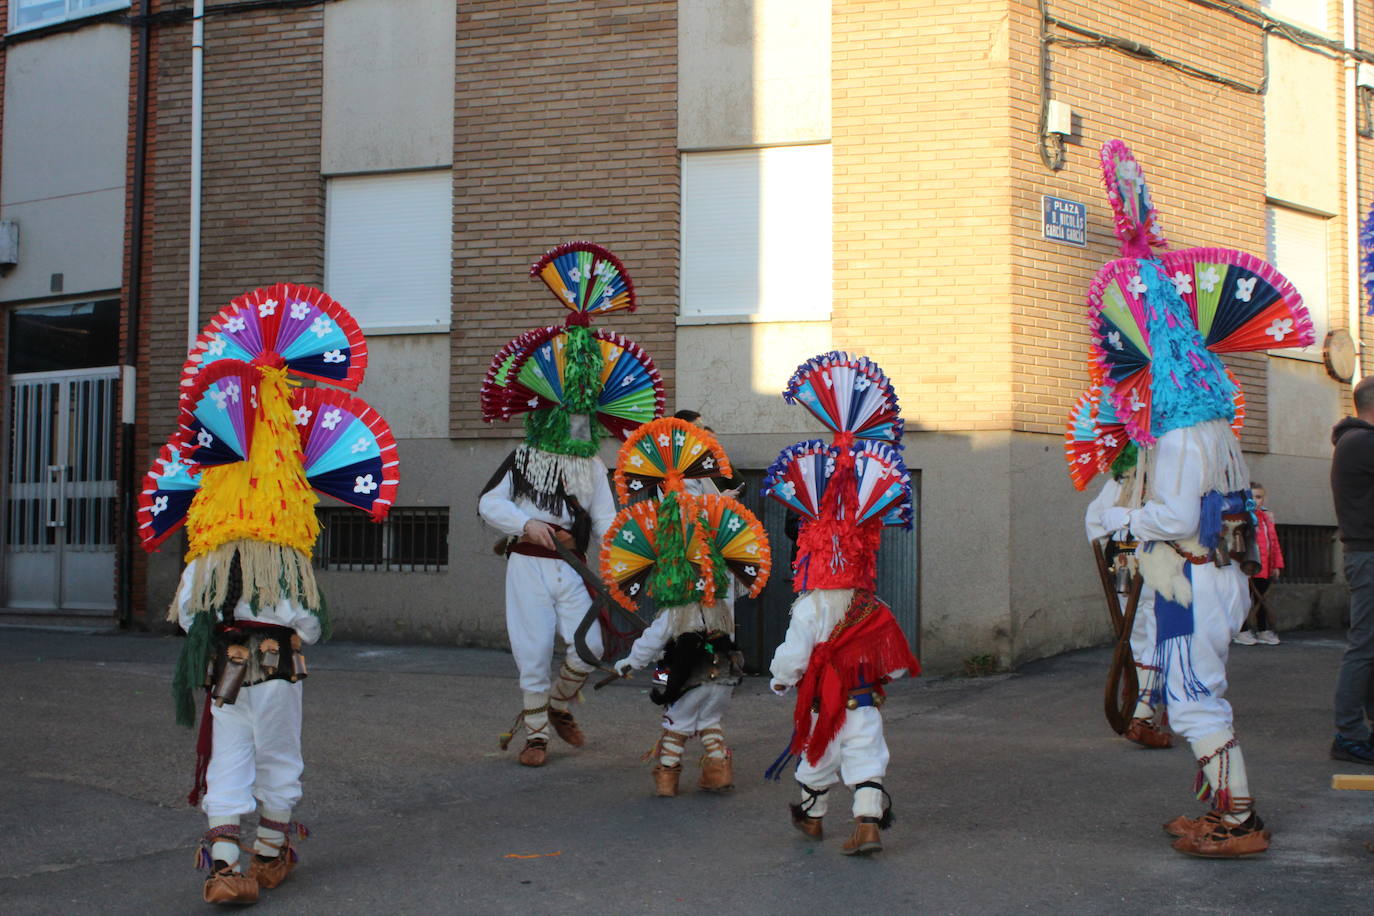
[676,313,831,326]
[361,323,451,336]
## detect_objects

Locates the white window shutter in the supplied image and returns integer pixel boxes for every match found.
[682,145,831,322]
[325,170,453,332]
[1266,205,1328,358]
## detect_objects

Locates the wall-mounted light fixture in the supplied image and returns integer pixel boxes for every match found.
[1042,99,1072,170]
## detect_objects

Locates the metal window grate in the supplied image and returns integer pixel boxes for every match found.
[1275,524,1336,585]
[315,507,449,572]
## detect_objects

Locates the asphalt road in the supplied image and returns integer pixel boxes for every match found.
[0,626,1370,915]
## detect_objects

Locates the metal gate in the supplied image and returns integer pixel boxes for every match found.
[3,368,119,614]
[732,468,921,672]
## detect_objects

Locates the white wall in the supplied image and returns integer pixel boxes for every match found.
[678,0,830,150]
[0,25,130,302]
[322,0,456,174]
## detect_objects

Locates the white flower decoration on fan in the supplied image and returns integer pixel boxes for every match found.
[1117,160,1139,185]
[321,408,343,430]
[258,299,278,317]
[621,373,636,387]
[322,349,346,364]
[350,437,370,454]
[225,316,247,333]
[1235,277,1257,303]
[151,495,169,516]
[775,480,796,499]
[622,530,636,544]
[702,457,715,470]
[1106,330,1123,351]
[293,406,313,426]
[1126,275,1147,296]
[1101,434,1118,449]
[1198,266,1221,293]
[855,376,871,392]
[209,389,229,410]
[310,316,333,338]
[1170,272,1192,295]
[568,266,582,283]
[1266,318,1294,342]
[353,474,378,495]
[656,433,671,448]
[629,583,640,596]
[726,517,741,532]
[744,565,756,576]
[206,336,227,357]
[289,301,311,320]
[673,431,686,447]
[629,479,644,491]
[224,382,241,402]
[1078,453,1093,465]
[694,578,706,590]
[197,429,214,448]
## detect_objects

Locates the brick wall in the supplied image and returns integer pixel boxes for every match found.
[449,1,679,440]
[1008,0,1273,443]
[137,2,324,615]
[832,1,1016,433]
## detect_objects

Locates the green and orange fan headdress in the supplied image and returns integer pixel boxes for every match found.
[600,418,771,611]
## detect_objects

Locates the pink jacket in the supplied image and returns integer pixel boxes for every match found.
[1255,507,1284,579]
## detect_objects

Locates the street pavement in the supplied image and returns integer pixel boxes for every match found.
[0,625,1370,915]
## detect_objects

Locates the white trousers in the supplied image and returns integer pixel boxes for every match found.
[1161,563,1249,741]
[505,553,602,694]
[795,707,890,818]
[660,682,733,734]
[202,679,304,818]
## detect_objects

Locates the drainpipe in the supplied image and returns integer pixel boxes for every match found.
[188,0,204,353]
[1346,0,1363,381]
[119,3,153,627]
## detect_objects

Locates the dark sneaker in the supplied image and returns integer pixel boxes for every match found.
[1330,735,1374,765]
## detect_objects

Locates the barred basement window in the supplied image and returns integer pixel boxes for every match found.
[1275,524,1336,585]
[315,507,449,572]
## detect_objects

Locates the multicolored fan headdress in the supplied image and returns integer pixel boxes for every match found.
[1089,140,1314,445]
[764,352,912,592]
[600,418,770,611]
[138,283,399,617]
[480,242,665,457]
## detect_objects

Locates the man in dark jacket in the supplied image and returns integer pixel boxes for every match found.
[1329,376,1374,764]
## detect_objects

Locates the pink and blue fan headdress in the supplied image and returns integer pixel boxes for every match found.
[1088,141,1313,445]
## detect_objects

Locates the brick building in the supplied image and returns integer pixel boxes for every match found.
[0,0,1363,672]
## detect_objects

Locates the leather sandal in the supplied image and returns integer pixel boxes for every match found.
[548,709,585,747]
[518,737,548,767]
[203,863,259,905]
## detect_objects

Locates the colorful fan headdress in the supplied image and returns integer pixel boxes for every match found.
[480,242,665,457]
[1089,140,1314,446]
[763,352,912,592]
[600,418,771,611]
[139,283,399,616]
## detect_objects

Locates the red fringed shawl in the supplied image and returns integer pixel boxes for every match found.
[790,590,920,764]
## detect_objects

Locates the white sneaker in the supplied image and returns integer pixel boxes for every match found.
[1256,630,1281,645]
[1232,631,1258,646]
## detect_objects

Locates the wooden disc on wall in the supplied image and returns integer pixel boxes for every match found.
[1323,329,1356,383]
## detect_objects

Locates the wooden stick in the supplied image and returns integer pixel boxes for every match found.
[1332,774,1374,790]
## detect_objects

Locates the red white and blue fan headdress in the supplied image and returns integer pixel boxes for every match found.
[765,352,912,592]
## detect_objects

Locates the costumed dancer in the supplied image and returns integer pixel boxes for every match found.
[478,242,665,767]
[139,284,398,903]
[1088,140,1314,856]
[601,418,772,795]
[762,352,919,857]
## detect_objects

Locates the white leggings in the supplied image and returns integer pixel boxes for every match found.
[202,679,304,817]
